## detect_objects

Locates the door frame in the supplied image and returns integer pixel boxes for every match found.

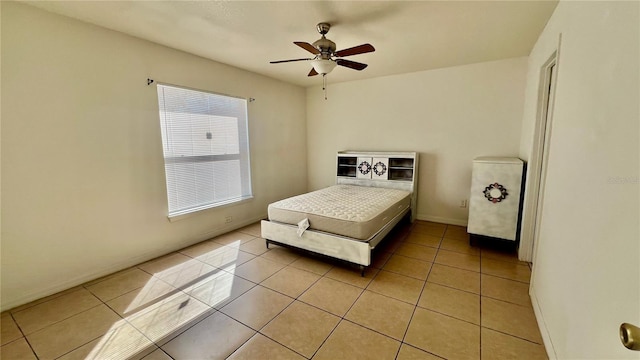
[518,46,560,264]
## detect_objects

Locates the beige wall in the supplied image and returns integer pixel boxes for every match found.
[520,1,639,358]
[1,2,307,310]
[306,57,527,225]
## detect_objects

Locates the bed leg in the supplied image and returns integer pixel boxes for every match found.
[359,265,365,277]
[265,240,270,249]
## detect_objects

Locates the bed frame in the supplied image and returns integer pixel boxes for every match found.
[261,151,418,275]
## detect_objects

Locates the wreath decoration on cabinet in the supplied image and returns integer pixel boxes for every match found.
[358,161,372,175]
[373,161,387,176]
[483,183,508,203]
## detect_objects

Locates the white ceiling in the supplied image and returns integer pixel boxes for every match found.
[25,1,558,88]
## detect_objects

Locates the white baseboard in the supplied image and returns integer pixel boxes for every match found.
[530,286,557,359]
[2,251,170,312]
[415,214,468,227]
[1,214,266,312]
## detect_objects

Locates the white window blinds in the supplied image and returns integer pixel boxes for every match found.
[157,84,252,217]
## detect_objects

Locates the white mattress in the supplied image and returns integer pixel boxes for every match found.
[267,185,411,240]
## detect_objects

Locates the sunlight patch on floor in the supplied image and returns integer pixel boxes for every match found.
[85,241,243,359]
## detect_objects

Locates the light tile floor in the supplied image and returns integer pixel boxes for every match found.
[0,221,548,360]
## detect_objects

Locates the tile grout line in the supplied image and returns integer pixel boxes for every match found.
[53,331,116,359]
[480,294,534,309]
[254,279,333,359]
[83,267,142,289]
[479,236,545,355]
[87,295,165,359]
[220,270,327,359]
[214,308,282,359]
[475,232,549,356]
[305,283,369,359]
[9,286,87,316]
[7,312,40,360]
[399,343,448,360]
[216,232,302,359]
[394,225,444,359]
[483,255,531,267]
[410,305,482,328]
[7,311,27,339]
[426,278,480,296]
[230,229,407,359]
[481,326,546,346]
[304,225,424,359]
[432,260,531,285]
[217,308,289,355]
[22,337,40,360]
[395,225,449,359]
[11,221,531,360]
[364,273,428,304]
[36,302,127,359]
[9,283,163,359]
[8,228,285,358]
[94,273,221,359]
[157,348,176,360]
[379,261,433,282]
[135,300,218,355]
[16,301,105,337]
[305,263,394,358]
[480,271,532,285]
[241,331,308,360]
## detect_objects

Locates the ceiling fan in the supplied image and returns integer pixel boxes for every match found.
[270,22,375,77]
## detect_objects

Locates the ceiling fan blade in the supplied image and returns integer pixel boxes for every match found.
[336,59,368,71]
[294,42,320,55]
[334,43,375,57]
[270,58,314,64]
[308,68,318,77]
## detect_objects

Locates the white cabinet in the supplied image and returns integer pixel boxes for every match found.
[468,157,524,241]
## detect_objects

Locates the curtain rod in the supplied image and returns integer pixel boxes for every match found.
[146,78,255,102]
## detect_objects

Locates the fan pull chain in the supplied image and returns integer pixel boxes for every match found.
[322,74,328,100]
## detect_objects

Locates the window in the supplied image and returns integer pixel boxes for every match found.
[157,84,252,217]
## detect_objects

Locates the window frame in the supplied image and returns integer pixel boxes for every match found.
[156,83,253,219]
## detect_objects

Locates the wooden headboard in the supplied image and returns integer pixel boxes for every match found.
[336,151,419,221]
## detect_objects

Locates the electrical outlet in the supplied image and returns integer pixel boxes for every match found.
[225,216,233,224]
[459,200,468,208]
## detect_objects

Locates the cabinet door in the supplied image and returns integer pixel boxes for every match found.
[468,161,523,241]
[371,157,389,180]
[356,157,373,179]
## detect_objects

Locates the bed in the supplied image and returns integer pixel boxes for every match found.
[261,151,419,275]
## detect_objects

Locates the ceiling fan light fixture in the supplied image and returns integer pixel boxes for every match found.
[311,59,336,75]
